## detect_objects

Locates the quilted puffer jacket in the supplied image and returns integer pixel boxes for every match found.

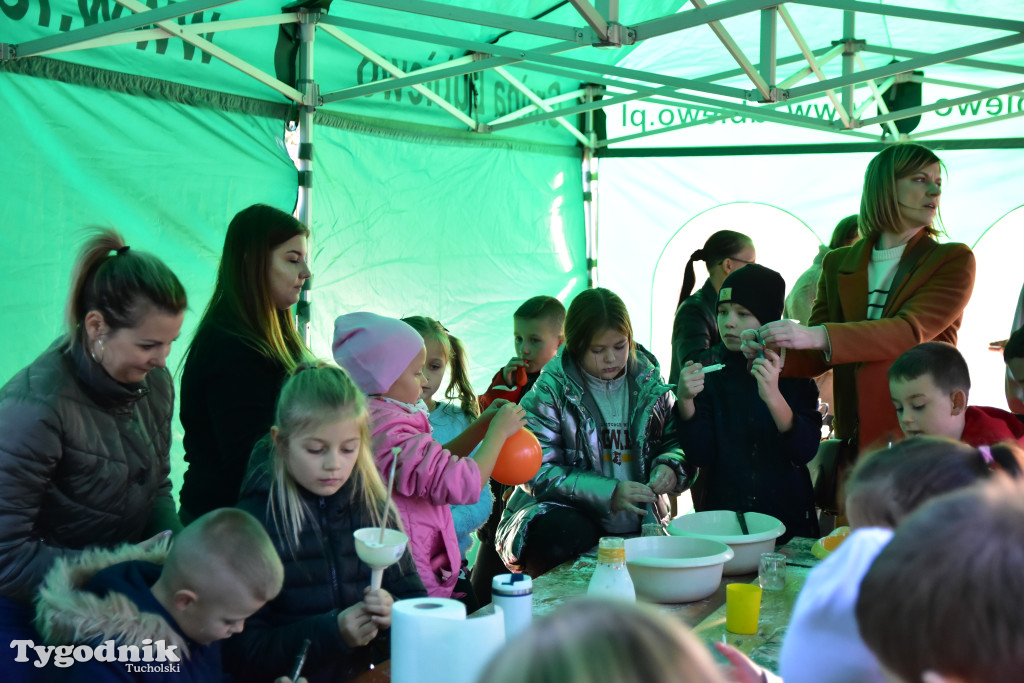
[0,339,180,602]
[227,439,427,683]
[497,344,694,567]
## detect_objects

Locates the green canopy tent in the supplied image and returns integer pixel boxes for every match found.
[3,0,1022,496]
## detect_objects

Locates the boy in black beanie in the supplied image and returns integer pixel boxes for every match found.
[675,263,821,542]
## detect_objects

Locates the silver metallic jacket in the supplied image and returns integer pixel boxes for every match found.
[496,344,693,567]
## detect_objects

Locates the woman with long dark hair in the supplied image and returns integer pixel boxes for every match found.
[178,204,312,522]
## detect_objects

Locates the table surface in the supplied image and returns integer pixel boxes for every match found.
[528,536,819,673]
[358,537,820,680]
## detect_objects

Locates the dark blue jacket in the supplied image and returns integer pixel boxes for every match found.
[678,346,821,542]
[34,544,223,682]
[224,440,427,683]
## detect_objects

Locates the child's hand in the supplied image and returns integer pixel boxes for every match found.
[713,640,768,683]
[751,348,783,403]
[677,361,706,400]
[337,603,378,648]
[610,481,656,516]
[647,464,678,495]
[738,329,764,360]
[362,587,394,629]
[481,398,510,418]
[502,358,527,387]
[488,401,527,441]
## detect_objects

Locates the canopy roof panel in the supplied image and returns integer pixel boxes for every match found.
[3,0,1022,145]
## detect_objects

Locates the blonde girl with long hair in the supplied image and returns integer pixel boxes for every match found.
[226,362,426,683]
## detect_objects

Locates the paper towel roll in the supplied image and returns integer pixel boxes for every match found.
[391,598,505,683]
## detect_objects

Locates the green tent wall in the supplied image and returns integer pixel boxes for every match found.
[2,0,1022,501]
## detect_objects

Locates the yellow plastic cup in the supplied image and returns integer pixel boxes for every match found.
[725,583,762,635]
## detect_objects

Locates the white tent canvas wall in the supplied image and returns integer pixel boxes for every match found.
[3,0,1022,500]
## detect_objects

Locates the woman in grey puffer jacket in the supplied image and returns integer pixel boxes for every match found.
[0,230,186,680]
[497,288,694,576]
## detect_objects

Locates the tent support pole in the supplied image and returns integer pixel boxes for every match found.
[583,85,599,289]
[852,54,901,138]
[12,0,239,58]
[858,81,1024,128]
[688,0,771,101]
[759,6,777,96]
[318,24,476,129]
[786,33,1024,99]
[841,10,855,120]
[113,0,304,102]
[489,89,588,125]
[295,9,318,345]
[568,0,609,41]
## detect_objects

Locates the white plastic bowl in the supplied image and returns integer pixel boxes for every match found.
[624,536,734,603]
[668,511,785,575]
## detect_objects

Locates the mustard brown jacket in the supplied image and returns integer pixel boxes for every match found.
[783,231,975,449]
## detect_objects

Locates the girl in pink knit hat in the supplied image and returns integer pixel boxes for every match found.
[333,312,526,603]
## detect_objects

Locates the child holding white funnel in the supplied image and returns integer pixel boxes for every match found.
[332,312,526,603]
[226,362,427,683]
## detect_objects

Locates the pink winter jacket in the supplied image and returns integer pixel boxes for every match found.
[367,398,481,598]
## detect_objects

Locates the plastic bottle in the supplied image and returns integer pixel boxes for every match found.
[492,573,533,639]
[586,537,635,601]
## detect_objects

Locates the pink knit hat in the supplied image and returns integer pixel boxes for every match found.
[332,312,425,396]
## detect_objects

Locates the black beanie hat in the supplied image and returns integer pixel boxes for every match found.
[718,263,786,325]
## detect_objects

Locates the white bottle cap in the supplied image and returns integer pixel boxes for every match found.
[492,573,532,596]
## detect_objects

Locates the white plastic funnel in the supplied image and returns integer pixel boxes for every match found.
[354,527,409,590]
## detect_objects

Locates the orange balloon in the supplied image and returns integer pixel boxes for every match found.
[492,427,543,486]
[515,365,528,388]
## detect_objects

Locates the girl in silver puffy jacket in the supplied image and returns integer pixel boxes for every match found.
[496,288,694,576]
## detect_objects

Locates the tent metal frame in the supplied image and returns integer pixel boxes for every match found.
[6,0,1022,147]
[4,0,1023,322]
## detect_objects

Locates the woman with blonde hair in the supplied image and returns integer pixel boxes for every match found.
[751,144,975,456]
[179,204,313,522]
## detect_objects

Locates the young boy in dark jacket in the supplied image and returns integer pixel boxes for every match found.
[677,263,821,542]
[33,508,285,682]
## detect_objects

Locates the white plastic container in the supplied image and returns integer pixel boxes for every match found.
[624,536,734,603]
[587,537,635,600]
[491,573,533,640]
[668,511,786,575]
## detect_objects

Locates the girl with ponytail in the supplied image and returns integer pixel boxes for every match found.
[0,229,186,677]
[668,230,755,382]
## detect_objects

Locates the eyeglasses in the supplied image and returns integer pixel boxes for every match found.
[726,256,756,265]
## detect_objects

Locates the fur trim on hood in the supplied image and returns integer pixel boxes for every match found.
[34,538,191,658]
